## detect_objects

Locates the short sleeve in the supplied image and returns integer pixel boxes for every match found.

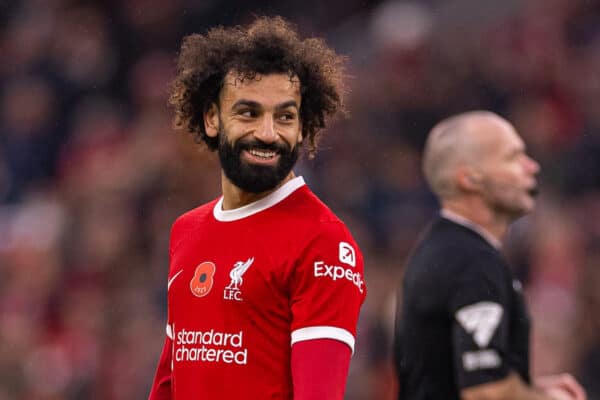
[289,222,366,354]
[449,253,512,389]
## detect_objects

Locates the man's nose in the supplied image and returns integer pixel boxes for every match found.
[254,115,277,143]
[526,156,540,175]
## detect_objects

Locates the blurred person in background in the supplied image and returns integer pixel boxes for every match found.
[393,111,586,400]
[148,16,366,400]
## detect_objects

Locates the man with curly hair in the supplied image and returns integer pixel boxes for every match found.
[148,16,366,400]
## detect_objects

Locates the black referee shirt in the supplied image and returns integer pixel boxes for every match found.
[394,216,531,400]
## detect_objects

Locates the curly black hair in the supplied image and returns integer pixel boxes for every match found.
[169,16,347,158]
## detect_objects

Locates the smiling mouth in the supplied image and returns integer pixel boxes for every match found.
[248,148,278,160]
[242,148,281,165]
[528,186,540,197]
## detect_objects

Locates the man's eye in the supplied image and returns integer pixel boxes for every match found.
[279,113,295,121]
[239,110,255,118]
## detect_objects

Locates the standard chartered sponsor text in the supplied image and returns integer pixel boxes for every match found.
[175,328,247,365]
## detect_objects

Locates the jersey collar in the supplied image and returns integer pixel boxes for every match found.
[213,176,306,222]
[440,209,503,250]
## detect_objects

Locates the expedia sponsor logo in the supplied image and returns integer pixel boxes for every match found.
[313,261,364,293]
[175,328,248,365]
[339,242,356,267]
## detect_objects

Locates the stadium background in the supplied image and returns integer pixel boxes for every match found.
[1,0,600,398]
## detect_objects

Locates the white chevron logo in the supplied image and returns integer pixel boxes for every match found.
[168,269,183,290]
[456,302,503,348]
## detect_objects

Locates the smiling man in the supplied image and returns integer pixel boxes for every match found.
[209,72,304,204]
[148,17,366,400]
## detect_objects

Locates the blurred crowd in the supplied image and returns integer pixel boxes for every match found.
[1,0,600,399]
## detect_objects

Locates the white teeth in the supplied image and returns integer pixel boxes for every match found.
[249,149,276,159]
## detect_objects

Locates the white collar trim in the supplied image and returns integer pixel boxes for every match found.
[213,176,306,222]
[440,209,502,250]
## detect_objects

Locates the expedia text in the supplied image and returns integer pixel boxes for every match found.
[313,261,364,293]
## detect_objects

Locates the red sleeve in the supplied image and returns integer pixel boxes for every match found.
[292,339,352,400]
[148,221,181,400]
[289,222,366,352]
[148,329,173,399]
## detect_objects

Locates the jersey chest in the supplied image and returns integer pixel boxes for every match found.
[167,224,292,327]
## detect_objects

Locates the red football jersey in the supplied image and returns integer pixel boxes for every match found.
[148,176,366,399]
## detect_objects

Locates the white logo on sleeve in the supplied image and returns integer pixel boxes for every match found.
[455,302,503,348]
[462,349,501,371]
[313,261,364,293]
[339,242,356,267]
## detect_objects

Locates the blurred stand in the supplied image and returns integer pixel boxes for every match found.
[1,0,600,399]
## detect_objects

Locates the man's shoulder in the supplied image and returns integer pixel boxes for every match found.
[418,217,498,255]
[407,217,506,278]
[281,185,344,225]
[171,198,219,233]
[166,199,219,254]
[269,186,344,232]
[277,187,359,253]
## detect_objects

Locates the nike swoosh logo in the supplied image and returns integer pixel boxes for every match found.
[168,269,184,290]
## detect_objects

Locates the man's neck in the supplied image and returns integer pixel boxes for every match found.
[441,199,510,245]
[220,171,296,210]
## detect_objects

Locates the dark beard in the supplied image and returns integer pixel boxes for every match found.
[218,130,299,193]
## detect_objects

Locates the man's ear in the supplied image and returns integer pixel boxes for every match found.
[456,167,482,193]
[204,103,219,138]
